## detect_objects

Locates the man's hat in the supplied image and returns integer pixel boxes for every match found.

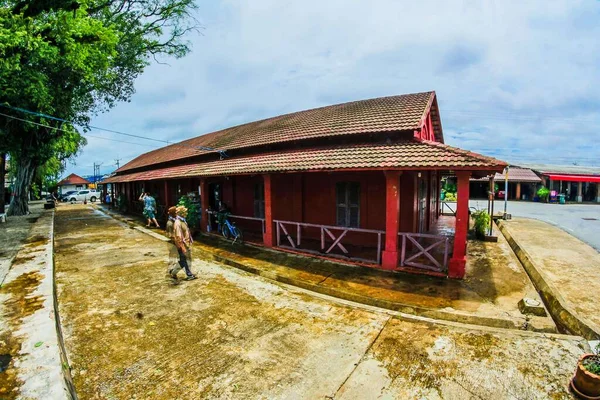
[176,205,188,214]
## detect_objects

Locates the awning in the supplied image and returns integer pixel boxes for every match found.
[547,174,600,183]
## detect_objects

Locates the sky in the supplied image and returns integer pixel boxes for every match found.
[65,0,600,179]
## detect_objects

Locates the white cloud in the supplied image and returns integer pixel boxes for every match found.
[67,0,600,178]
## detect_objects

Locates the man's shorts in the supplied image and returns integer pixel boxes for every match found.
[143,208,156,219]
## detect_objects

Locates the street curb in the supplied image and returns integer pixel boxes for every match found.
[51,211,79,399]
[95,205,556,333]
[497,219,600,340]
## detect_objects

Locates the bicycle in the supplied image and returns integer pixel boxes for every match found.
[217,211,243,244]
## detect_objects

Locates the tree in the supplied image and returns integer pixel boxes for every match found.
[0,0,199,215]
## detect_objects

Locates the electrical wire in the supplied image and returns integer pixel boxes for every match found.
[0,112,160,149]
[0,103,229,158]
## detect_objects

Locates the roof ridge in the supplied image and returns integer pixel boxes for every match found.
[117,91,438,172]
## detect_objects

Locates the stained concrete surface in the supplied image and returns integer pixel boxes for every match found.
[53,204,588,399]
[499,217,600,337]
[0,209,70,400]
[184,225,554,332]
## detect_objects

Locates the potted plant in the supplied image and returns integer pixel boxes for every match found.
[177,194,200,234]
[537,187,550,203]
[571,343,600,399]
[471,209,491,240]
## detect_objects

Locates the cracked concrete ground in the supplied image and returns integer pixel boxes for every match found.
[54,204,587,399]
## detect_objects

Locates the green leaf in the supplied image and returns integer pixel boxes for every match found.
[34,341,43,348]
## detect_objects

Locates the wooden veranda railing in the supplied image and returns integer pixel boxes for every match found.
[273,220,384,264]
[440,201,457,216]
[398,232,450,273]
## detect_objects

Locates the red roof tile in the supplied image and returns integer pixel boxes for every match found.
[57,173,90,186]
[117,92,439,172]
[105,140,506,183]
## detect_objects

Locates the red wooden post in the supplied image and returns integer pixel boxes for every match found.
[163,181,169,207]
[381,171,402,270]
[263,174,275,247]
[449,171,471,279]
[200,179,209,232]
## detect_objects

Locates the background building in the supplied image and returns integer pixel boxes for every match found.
[57,173,90,195]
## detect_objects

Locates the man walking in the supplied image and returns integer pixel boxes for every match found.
[165,206,179,277]
[170,205,197,281]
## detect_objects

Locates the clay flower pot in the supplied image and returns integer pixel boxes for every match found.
[571,354,600,399]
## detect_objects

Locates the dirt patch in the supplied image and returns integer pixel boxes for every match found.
[0,271,44,400]
[24,234,48,247]
[10,255,36,266]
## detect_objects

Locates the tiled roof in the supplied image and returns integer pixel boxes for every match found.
[117,92,439,172]
[105,140,506,183]
[57,173,90,186]
[471,168,541,183]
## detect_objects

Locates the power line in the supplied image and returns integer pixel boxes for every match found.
[0,111,160,149]
[444,109,600,123]
[0,103,228,158]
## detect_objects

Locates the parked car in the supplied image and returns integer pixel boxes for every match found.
[60,190,78,201]
[496,190,506,199]
[67,189,100,202]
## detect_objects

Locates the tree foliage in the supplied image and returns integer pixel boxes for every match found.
[0,0,199,215]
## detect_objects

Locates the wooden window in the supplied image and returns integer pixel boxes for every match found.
[336,182,360,228]
[254,183,265,218]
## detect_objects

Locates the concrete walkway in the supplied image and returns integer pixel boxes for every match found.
[0,208,73,400]
[97,204,556,332]
[55,204,588,399]
[0,201,44,285]
[498,217,600,340]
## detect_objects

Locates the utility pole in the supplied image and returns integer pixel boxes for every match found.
[503,165,509,219]
[115,158,122,169]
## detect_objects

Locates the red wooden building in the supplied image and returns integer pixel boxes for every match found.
[105,92,506,279]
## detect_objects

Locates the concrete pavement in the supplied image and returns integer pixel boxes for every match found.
[0,208,73,400]
[498,217,600,340]
[99,203,555,332]
[54,204,589,399]
[470,200,600,251]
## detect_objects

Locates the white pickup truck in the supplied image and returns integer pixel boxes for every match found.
[68,189,100,202]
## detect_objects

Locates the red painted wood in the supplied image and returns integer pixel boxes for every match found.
[381,171,402,269]
[200,179,209,232]
[400,172,418,233]
[163,181,169,208]
[449,171,470,279]
[263,174,275,247]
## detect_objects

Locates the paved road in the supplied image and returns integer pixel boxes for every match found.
[53,204,588,399]
[469,200,600,251]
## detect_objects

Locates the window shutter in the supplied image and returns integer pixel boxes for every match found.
[349,206,359,227]
[254,183,265,218]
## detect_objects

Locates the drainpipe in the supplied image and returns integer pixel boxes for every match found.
[504,166,509,220]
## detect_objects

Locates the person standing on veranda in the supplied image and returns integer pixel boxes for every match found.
[139,191,160,228]
[170,205,197,281]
